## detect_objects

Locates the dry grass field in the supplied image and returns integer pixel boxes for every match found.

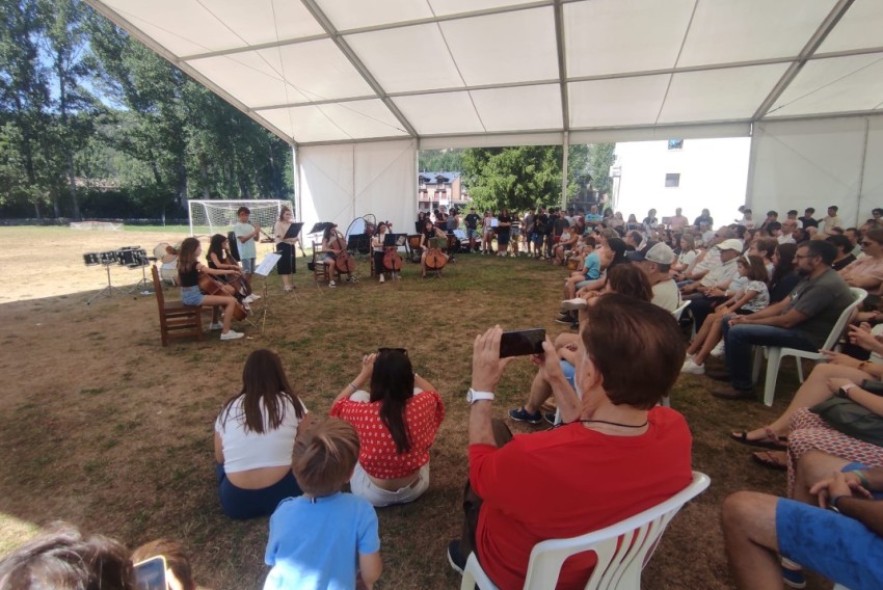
[0,226,832,589]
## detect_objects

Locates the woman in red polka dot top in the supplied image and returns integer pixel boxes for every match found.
[330,348,445,507]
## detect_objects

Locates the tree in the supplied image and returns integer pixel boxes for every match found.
[587,143,615,196]
[461,145,590,212]
[419,148,463,172]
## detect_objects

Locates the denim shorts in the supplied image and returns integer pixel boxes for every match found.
[180,286,204,306]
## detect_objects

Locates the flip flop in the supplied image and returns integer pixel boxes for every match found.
[729,427,788,450]
[752,450,788,471]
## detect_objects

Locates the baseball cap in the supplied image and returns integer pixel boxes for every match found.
[718,239,743,252]
[626,242,675,264]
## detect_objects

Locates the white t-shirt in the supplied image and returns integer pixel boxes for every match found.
[215,395,307,473]
[677,249,698,268]
[652,279,681,312]
[233,222,257,260]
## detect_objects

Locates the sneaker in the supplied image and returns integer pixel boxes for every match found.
[781,565,806,589]
[508,407,542,424]
[220,330,244,341]
[555,312,575,325]
[681,357,705,375]
[561,298,587,311]
[243,295,255,304]
[543,411,558,426]
[329,280,336,287]
[447,540,466,575]
[208,322,222,331]
[710,340,725,358]
[249,293,261,301]
[379,275,385,283]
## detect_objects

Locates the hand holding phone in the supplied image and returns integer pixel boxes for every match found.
[499,328,546,358]
[134,556,167,590]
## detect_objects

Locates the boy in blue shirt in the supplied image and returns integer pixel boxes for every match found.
[264,418,382,590]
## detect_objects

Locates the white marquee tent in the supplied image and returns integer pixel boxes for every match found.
[84,0,883,231]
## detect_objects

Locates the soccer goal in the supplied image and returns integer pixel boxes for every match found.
[188,199,294,238]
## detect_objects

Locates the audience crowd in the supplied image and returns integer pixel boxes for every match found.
[4,203,883,590]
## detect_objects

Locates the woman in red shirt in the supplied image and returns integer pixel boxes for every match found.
[330,349,445,507]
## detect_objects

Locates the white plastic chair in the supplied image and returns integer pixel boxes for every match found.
[459,471,711,590]
[753,287,866,407]
[671,299,691,322]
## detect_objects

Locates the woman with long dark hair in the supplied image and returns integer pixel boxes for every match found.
[769,242,800,303]
[331,349,445,507]
[177,237,244,340]
[214,349,308,519]
[206,233,253,304]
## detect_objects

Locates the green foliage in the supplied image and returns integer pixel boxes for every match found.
[461,145,591,212]
[418,148,463,172]
[587,143,616,195]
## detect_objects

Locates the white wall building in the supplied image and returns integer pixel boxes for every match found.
[612,137,751,228]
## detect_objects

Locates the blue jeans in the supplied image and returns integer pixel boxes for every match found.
[215,464,302,520]
[722,320,816,390]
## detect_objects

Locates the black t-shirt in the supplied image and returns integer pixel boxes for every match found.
[800,216,819,229]
[497,213,512,237]
[536,214,550,234]
[552,216,567,236]
[465,213,480,229]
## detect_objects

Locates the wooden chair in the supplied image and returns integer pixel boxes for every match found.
[311,241,331,285]
[151,265,204,347]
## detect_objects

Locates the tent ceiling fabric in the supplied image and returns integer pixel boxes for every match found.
[86,0,883,146]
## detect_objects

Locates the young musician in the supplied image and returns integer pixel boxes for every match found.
[273,207,298,292]
[371,222,391,283]
[206,234,254,305]
[232,206,260,283]
[177,237,244,341]
[420,219,448,279]
[322,224,345,287]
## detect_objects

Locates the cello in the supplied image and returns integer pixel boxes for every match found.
[198,273,249,321]
[382,227,403,275]
[331,230,356,276]
[425,235,448,272]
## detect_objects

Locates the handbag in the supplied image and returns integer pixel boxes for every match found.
[810,397,883,447]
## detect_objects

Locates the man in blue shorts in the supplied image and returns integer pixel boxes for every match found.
[722,450,883,590]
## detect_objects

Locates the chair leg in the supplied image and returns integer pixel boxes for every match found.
[763,348,782,407]
[796,358,805,383]
[751,347,764,384]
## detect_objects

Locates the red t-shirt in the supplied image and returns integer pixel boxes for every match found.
[469,407,692,590]
[330,390,445,479]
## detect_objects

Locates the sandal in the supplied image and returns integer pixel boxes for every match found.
[752,450,788,471]
[730,427,788,450]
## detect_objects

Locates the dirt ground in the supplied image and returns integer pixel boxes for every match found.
[0,226,833,590]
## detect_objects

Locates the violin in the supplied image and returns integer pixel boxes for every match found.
[331,231,356,274]
[198,273,249,321]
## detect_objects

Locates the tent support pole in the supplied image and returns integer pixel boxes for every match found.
[561,131,569,210]
[856,117,870,227]
[292,144,302,221]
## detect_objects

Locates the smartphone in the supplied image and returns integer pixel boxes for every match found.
[134,556,167,590]
[499,328,546,358]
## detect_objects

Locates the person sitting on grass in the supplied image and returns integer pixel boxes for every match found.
[214,349,309,520]
[448,294,692,590]
[263,418,381,590]
[330,348,445,507]
[681,255,769,375]
[177,237,245,341]
[513,264,654,425]
[0,524,134,590]
[131,539,197,590]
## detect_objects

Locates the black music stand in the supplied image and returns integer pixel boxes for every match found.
[84,251,126,305]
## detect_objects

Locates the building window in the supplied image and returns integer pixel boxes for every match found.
[668,139,684,150]
[665,173,680,188]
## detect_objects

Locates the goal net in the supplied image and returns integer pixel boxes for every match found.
[188,199,295,238]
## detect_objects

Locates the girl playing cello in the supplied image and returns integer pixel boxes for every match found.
[371,222,401,283]
[177,237,245,341]
[207,234,255,305]
[420,219,448,278]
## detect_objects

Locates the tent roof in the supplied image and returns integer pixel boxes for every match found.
[84,0,883,147]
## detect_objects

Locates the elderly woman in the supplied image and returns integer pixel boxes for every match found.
[331,348,445,507]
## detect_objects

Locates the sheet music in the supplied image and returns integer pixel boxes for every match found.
[254,252,282,277]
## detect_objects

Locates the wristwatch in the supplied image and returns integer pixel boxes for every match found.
[466,388,495,404]
[829,495,846,513]
[837,383,856,399]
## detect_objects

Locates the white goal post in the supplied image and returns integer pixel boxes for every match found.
[188,199,295,239]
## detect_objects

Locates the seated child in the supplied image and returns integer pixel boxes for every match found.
[263,418,382,590]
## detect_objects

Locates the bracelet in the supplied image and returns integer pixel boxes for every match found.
[854,469,871,490]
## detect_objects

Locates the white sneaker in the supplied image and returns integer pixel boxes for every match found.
[208,322,222,331]
[329,280,336,287]
[561,298,587,311]
[220,330,244,341]
[681,357,705,375]
[243,295,255,304]
[710,341,725,358]
[379,275,385,283]
[248,293,261,301]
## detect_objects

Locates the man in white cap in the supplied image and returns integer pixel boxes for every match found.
[627,242,681,312]
[680,239,743,328]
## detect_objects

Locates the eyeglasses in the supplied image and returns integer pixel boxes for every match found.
[378,347,407,355]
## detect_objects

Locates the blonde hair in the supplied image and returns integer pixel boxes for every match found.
[131,539,195,590]
[292,418,360,497]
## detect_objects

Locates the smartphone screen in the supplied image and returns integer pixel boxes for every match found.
[134,556,167,590]
[499,328,546,358]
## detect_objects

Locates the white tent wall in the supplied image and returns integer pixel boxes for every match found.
[297,139,417,238]
[747,115,883,227]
